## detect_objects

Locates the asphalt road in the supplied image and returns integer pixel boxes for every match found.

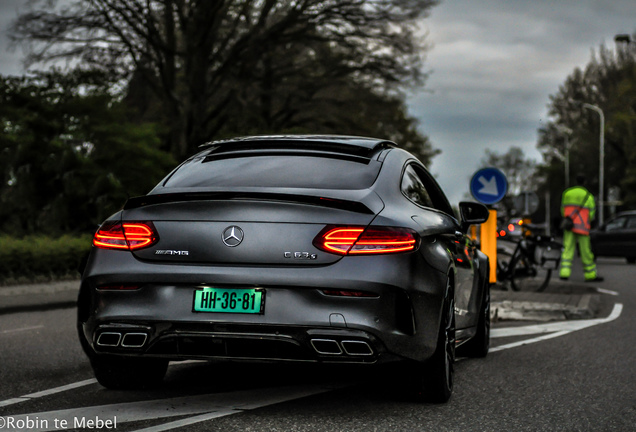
[0,257,634,432]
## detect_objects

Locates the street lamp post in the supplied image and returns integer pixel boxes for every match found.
[555,125,573,188]
[581,103,605,226]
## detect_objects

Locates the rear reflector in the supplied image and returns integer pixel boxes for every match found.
[322,290,379,298]
[313,226,419,255]
[93,221,159,251]
[97,284,141,291]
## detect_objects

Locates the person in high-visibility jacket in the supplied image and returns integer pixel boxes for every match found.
[559,174,603,282]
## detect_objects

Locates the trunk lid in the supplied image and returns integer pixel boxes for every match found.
[122,191,381,266]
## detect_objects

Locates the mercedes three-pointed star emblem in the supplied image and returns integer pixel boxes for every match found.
[222,226,244,247]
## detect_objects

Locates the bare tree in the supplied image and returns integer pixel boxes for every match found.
[12,0,437,158]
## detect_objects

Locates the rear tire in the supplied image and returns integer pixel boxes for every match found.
[457,282,490,358]
[626,257,636,264]
[91,356,168,390]
[408,279,455,403]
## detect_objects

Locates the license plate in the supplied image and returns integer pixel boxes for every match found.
[193,288,265,314]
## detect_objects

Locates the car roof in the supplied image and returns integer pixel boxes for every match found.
[199,135,396,159]
[614,210,636,217]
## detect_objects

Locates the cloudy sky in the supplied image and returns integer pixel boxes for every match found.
[1,0,634,204]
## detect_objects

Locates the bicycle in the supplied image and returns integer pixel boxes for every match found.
[496,224,563,291]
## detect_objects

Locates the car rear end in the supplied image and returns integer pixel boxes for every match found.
[78,137,445,369]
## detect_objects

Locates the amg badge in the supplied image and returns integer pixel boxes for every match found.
[155,250,189,256]
[284,252,318,260]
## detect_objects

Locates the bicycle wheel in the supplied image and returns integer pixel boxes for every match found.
[509,252,552,292]
[496,247,514,283]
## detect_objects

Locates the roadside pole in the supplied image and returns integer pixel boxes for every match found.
[470,168,508,284]
[481,209,498,283]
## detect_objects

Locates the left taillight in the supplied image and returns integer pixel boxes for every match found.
[93,221,159,251]
[313,226,419,255]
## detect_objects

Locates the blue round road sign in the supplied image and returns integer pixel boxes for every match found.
[470,168,508,205]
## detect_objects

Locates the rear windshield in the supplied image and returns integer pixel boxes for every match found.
[163,155,381,190]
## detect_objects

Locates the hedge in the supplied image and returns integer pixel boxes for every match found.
[0,235,92,285]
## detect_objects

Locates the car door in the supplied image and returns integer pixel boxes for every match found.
[400,163,476,330]
[594,216,627,256]
[621,216,636,259]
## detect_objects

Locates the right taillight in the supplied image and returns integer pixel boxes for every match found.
[313,226,419,255]
[93,221,159,251]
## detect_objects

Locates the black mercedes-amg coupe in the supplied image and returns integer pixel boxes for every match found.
[78,135,491,402]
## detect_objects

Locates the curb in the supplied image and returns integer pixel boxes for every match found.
[0,280,80,315]
[490,282,601,322]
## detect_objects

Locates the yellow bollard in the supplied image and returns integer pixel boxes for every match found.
[480,209,498,283]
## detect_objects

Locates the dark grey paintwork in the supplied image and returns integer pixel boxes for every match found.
[591,210,636,262]
[78,135,489,368]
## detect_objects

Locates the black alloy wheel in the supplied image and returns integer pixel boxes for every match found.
[457,280,490,358]
[408,278,455,403]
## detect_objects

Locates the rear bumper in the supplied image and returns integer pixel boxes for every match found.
[78,247,449,363]
[89,321,391,364]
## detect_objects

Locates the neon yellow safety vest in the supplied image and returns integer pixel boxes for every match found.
[561,186,595,236]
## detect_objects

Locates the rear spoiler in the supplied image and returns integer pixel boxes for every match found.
[123,191,378,215]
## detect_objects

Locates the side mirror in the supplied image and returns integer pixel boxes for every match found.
[458,201,490,231]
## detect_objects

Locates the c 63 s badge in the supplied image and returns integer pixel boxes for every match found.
[285,252,317,260]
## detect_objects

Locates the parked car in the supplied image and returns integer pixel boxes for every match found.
[590,210,636,263]
[77,135,491,403]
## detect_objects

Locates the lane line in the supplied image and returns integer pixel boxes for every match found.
[491,303,623,338]
[21,379,98,399]
[0,385,341,432]
[490,330,572,352]
[0,379,97,409]
[131,385,342,432]
[0,398,29,408]
[0,325,44,335]
[595,287,619,296]
[491,303,623,352]
[0,362,204,409]
[132,410,239,432]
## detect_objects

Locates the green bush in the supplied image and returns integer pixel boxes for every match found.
[0,235,92,285]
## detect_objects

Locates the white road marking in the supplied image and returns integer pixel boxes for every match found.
[0,362,206,409]
[490,303,622,352]
[0,325,44,335]
[595,287,619,296]
[132,410,238,432]
[1,385,340,432]
[0,379,97,408]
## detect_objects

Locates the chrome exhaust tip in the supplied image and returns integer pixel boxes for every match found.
[310,339,343,355]
[341,340,373,356]
[96,332,122,347]
[121,333,148,348]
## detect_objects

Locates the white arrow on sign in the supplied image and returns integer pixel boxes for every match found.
[478,175,499,196]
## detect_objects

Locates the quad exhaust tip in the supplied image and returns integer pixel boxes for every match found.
[96,332,147,348]
[341,340,373,356]
[121,333,148,348]
[310,339,343,355]
[310,339,374,356]
[96,332,122,347]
